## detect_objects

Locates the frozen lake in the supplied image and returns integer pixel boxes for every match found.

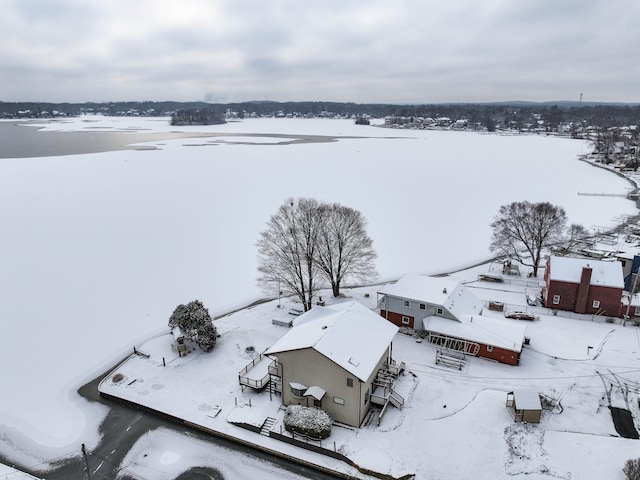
[0,116,636,465]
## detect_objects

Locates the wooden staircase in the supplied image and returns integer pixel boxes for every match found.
[370,361,406,425]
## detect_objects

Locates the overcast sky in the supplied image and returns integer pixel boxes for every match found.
[2,0,639,104]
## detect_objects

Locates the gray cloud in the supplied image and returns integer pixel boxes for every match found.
[2,0,639,103]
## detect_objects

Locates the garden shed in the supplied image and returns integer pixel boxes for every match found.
[506,390,542,423]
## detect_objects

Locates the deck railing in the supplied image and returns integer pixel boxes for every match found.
[238,353,274,390]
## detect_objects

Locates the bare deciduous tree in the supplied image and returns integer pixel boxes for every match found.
[490,201,567,277]
[315,203,377,297]
[563,223,592,253]
[257,198,323,311]
[257,198,378,309]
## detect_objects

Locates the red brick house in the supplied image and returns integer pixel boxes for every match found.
[543,256,624,317]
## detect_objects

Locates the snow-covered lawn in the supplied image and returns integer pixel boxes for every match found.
[100,274,640,479]
[0,116,637,475]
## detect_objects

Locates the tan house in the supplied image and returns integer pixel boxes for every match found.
[265,301,402,427]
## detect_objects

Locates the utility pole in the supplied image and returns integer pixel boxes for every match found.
[81,443,92,480]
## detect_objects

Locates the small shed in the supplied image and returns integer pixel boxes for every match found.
[506,391,542,423]
[171,326,188,356]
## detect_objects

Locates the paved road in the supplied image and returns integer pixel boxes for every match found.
[4,365,338,480]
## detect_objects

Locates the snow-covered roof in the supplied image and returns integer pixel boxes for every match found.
[265,301,398,382]
[547,256,624,288]
[304,385,326,400]
[378,273,484,319]
[512,391,542,410]
[423,314,526,352]
[615,250,639,261]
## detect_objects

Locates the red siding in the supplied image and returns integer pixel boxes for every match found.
[545,280,622,317]
[477,344,519,366]
[380,310,415,328]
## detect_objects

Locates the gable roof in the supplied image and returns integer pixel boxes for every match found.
[512,390,542,411]
[547,256,624,289]
[378,273,484,320]
[265,301,398,382]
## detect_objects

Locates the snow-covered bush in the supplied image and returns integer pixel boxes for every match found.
[624,458,640,480]
[168,300,218,352]
[283,405,332,440]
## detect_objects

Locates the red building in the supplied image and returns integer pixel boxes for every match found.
[543,256,623,317]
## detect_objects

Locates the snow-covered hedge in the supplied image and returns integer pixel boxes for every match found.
[283,405,332,440]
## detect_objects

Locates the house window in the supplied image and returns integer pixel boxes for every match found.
[621,260,627,267]
[347,378,353,388]
[593,300,600,308]
[487,345,493,352]
[402,316,410,325]
[333,396,345,405]
[365,388,369,404]
[403,300,410,308]
[419,303,426,310]
[289,383,307,398]
[635,307,640,316]
[552,295,560,305]
[436,307,444,315]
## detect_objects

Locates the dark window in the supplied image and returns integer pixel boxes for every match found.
[347,378,353,388]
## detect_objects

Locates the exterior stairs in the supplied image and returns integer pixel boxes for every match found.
[260,416,276,436]
[389,388,404,409]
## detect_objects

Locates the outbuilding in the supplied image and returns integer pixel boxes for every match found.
[506,391,542,423]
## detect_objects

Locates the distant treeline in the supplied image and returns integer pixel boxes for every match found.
[170,108,225,126]
[1,100,640,129]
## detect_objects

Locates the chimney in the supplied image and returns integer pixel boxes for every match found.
[575,265,592,313]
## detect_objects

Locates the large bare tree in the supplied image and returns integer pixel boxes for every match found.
[257,198,378,309]
[490,201,567,277]
[315,203,377,297]
[257,198,323,311]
